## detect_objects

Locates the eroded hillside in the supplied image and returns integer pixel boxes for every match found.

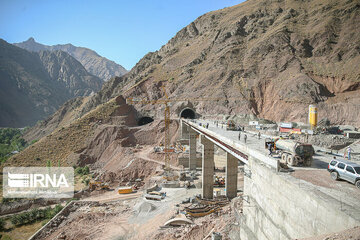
[81,0,360,126]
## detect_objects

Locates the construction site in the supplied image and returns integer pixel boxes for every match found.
[1,0,360,239]
[1,90,354,240]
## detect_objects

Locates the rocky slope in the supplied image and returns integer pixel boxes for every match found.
[78,0,360,127]
[9,0,360,167]
[38,50,103,96]
[15,37,128,81]
[0,39,103,127]
[5,95,179,175]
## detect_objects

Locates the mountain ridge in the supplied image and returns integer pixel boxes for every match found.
[5,0,360,171]
[97,0,360,126]
[0,39,103,127]
[14,37,128,81]
[25,0,360,133]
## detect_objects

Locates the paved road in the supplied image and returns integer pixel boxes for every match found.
[192,119,331,169]
[187,119,360,208]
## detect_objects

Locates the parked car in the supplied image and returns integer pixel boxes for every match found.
[328,159,360,189]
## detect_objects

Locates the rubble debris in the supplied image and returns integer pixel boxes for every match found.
[146,183,161,193]
[162,180,181,188]
[135,202,157,215]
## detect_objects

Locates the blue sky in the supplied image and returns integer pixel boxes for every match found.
[0,0,243,70]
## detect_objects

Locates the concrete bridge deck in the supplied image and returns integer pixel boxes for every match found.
[181,118,360,239]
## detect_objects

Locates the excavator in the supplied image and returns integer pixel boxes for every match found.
[89,181,110,191]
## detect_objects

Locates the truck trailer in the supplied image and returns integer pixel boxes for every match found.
[275,139,314,166]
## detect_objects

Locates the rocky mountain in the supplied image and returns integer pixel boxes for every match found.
[82,0,360,127]
[6,0,360,170]
[0,39,103,127]
[14,38,128,81]
[23,0,360,137]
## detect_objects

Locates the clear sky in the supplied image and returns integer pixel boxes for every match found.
[0,0,243,70]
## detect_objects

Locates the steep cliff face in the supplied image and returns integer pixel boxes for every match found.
[38,50,103,97]
[15,38,128,81]
[0,39,103,127]
[83,0,359,126]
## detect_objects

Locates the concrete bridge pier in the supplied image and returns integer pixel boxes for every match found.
[189,128,197,170]
[200,135,214,199]
[226,152,238,198]
[181,121,189,139]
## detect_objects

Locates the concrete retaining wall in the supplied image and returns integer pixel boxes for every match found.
[239,158,360,240]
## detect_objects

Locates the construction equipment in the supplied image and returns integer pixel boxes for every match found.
[308,105,318,130]
[218,120,237,131]
[145,191,166,201]
[185,206,218,217]
[275,139,314,166]
[126,83,219,171]
[118,186,133,194]
[226,120,237,130]
[89,181,110,191]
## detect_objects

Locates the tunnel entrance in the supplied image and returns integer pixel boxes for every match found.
[138,117,154,126]
[180,108,196,119]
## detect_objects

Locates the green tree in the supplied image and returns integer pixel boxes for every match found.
[0,218,6,231]
[46,160,52,168]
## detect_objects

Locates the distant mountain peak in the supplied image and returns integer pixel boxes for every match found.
[14,38,128,81]
[0,39,103,127]
[27,37,35,42]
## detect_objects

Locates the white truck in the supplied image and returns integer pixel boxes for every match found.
[275,139,314,166]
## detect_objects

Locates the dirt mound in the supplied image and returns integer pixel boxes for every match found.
[97,158,159,184]
[4,96,138,168]
[134,202,157,215]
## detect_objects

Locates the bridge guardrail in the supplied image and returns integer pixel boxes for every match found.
[183,119,279,171]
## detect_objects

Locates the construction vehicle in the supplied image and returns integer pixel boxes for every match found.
[218,120,237,131]
[275,139,314,166]
[118,186,133,194]
[226,120,237,130]
[89,181,110,191]
[145,191,166,201]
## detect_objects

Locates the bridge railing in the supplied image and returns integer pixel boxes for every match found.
[183,119,279,171]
